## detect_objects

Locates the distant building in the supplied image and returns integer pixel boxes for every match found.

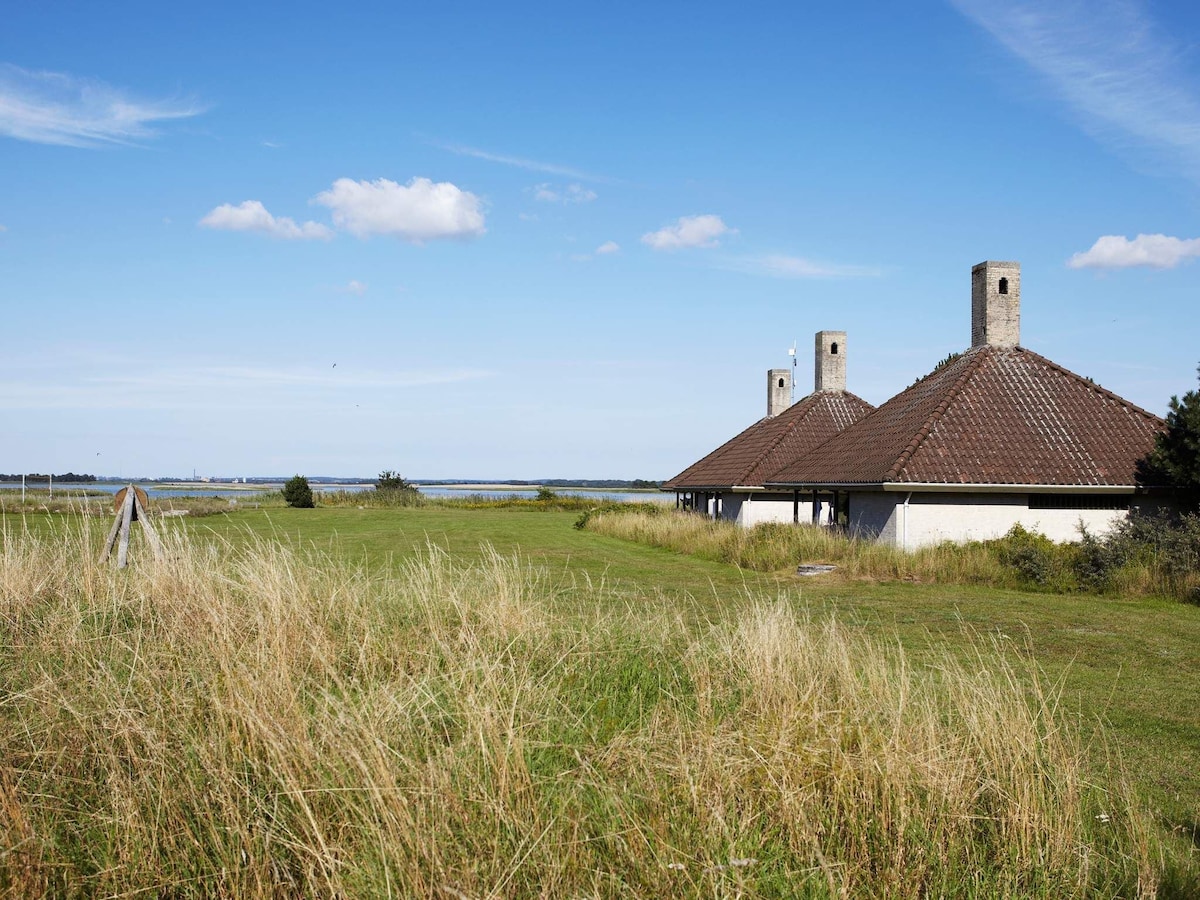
[763,261,1170,547]
[665,261,1171,547]
[664,332,874,526]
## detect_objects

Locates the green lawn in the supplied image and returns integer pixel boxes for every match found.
[11,504,1200,859]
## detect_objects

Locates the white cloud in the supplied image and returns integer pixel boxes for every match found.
[199,200,332,240]
[338,279,368,296]
[730,254,881,279]
[534,183,597,204]
[595,240,620,255]
[0,63,204,147]
[949,0,1200,182]
[1068,233,1200,269]
[433,139,609,182]
[313,177,485,242]
[641,214,734,250]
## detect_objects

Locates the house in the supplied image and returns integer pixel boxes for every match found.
[663,332,875,526]
[763,261,1168,548]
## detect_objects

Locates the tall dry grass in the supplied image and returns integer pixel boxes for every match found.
[0,519,1170,897]
[582,509,1009,584]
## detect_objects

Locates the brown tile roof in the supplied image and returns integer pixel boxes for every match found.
[766,346,1165,487]
[664,391,875,490]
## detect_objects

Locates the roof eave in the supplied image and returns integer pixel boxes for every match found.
[765,480,1142,494]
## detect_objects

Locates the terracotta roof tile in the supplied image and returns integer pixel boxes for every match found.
[766,346,1164,487]
[664,391,875,490]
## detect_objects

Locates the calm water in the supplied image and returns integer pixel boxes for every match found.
[0,482,671,504]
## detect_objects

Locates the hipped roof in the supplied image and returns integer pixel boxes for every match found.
[766,346,1164,488]
[664,391,875,490]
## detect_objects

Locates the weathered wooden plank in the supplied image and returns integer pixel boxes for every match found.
[133,493,164,560]
[116,486,135,569]
[99,506,123,562]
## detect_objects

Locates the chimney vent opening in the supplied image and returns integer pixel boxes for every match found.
[831,342,839,354]
[998,277,1008,295]
[777,377,785,388]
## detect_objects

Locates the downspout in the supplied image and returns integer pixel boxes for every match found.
[902,492,912,551]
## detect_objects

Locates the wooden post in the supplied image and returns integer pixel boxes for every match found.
[116,486,134,569]
[99,484,163,567]
[133,491,164,560]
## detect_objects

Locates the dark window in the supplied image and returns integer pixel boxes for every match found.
[1028,494,1129,510]
[777,377,785,388]
[831,342,839,354]
[999,277,1009,295]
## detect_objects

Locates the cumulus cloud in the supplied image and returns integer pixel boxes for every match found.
[313,177,485,242]
[595,240,620,255]
[339,279,368,295]
[0,63,204,147]
[533,183,597,204]
[1068,233,1200,269]
[199,200,332,240]
[641,214,734,250]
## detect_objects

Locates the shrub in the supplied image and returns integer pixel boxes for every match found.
[988,524,1074,589]
[534,486,558,502]
[282,474,315,508]
[376,470,415,493]
[1137,364,1200,511]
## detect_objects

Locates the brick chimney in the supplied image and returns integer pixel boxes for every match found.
[767,368,791,417]
[971,261,1020,348]
[814,330,846,392]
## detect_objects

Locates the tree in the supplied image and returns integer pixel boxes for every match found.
[282,475,315,508]
[1137,364,1200,511]
[375,470,415,493]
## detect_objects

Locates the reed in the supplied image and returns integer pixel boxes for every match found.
[0,521,1175,897]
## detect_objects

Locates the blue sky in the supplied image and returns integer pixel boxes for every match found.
[2,0,1198,479]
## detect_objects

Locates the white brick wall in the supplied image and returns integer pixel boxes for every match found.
[848,490,1142,548]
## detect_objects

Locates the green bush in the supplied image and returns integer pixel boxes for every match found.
[282,475,314,509]
[376,470,415,493]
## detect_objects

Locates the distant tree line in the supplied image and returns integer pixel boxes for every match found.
[0,473,96,483]
[432,478,662,489]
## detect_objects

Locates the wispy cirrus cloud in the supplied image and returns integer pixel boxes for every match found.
[725,254,881,279]
[0,63,205,147]
[199,200,332,240]
[1068,233,1200,269]
[432,139,611,182]
[949,0,1200,182]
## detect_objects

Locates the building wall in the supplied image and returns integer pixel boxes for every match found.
[715,492,810,526]
[848,492,899,543]
[849,491,1138,548]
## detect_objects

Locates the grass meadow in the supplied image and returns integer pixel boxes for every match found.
[1,503,1198,897]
